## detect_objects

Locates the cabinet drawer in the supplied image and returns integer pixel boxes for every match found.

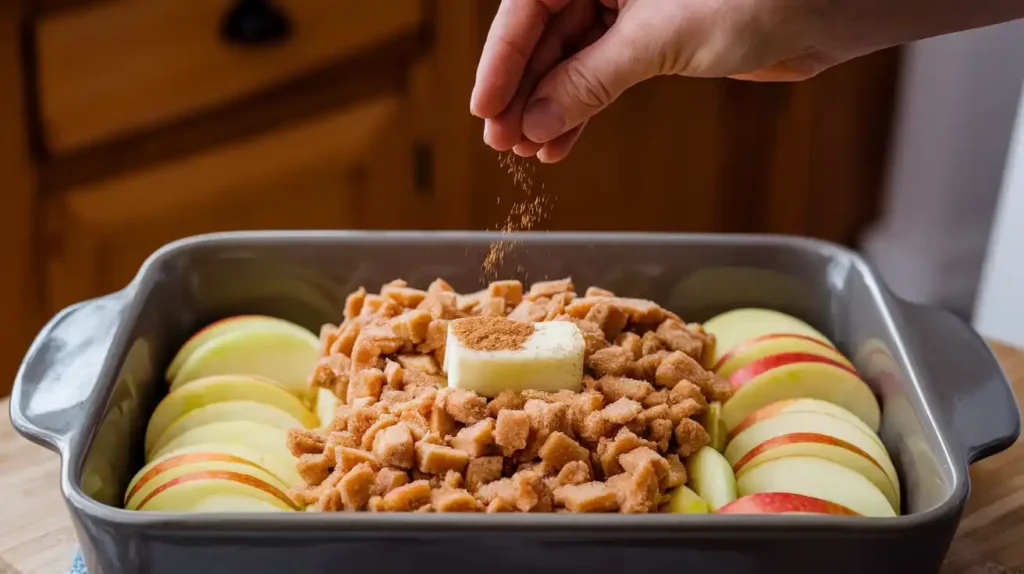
[43,96,400,312]
[36,0,422,154]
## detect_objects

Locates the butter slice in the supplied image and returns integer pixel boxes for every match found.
[444,320,585,397]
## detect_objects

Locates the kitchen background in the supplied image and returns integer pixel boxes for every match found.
[1,0,1021,397]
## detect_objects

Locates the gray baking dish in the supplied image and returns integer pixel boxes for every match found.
[10,231,1020,574]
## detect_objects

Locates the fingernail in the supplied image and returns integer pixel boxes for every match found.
[522,98,566,143]
[513,143,537,158]
[483,121,497,148]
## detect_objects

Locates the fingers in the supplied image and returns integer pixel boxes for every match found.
[522,23,655,144]
[471,0,573,119]
[537,121,587,163]
[484,2,597,151]
[484,25,567,151]
[513,139,543,157]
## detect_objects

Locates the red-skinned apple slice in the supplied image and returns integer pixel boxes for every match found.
[125,456,293,511]
[728,398,885,451]
[736,456,895,517]
[727,431,899,512]
[721,358,881,432]
[128,442,302,502]
[724,410,899,511]
[713,334,852,379]
[728,352,859,387]
[166,315,316,382]
[134,470,300,511]
[716,492,858,515]
[702,308,833,366]
[126,453,264,505]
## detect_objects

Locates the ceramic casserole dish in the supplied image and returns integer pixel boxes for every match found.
[10,231,1020,574]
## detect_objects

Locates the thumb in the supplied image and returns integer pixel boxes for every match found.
[522,26,655,144]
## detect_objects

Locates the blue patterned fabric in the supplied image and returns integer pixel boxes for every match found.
[70,552,86,574]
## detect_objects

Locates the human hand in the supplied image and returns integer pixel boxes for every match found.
[470,0,1024,163]
[469,0,832,163]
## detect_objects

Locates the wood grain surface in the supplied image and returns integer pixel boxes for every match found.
[1,342,1021,574]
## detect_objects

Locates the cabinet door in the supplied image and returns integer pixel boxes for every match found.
[37,0,423,153]
[43,97,400,313]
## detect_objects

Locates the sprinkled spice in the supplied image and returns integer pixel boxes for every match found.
[451,316,535,352]
[483,153,553,275]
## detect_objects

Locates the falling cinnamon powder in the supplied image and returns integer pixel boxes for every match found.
[483,153,553,276]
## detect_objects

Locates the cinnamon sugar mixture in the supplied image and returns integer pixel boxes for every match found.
[452,316,535,352]
[482,153,552,276]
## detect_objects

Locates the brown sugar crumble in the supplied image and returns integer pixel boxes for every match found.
[294,277,727,514]
[451,316,535,352]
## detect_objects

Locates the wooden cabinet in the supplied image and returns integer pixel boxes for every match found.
[0,0,900,395]
[42,98,401,313]
[36,0,423,153]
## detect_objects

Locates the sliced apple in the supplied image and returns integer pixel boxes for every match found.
[150,420,294,464]
[314,387,339,429]
[685,446,737,511]
[736,456,895,517]
[130,442,302,500]
[125,454,291,511]
[133,469,299,512]
[721,359,881,432]
[725,411,899,511]
[166,315,318,382]
[697,401,728,452]
[191,494,288,512]
[666,485,710,514]
[713,334,852,379]
[145,375,317,456]
[169,328,319,397]
[149,400,307,459]
[716,492,858,516]
[728,398,885,450]
[702,308,833,366]
[728,352,857,385]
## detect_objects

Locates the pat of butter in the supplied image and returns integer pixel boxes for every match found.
[444,319,585,397]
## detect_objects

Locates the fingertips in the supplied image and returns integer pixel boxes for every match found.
[483,18,572,151]
[513,140,542,157]
[483,118,523,152]
[537,122,586,163]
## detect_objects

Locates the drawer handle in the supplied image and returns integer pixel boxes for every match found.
[220,0,292,46]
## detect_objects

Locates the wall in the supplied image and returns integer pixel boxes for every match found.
[861,19,1024,321]
[974,83,1024,346]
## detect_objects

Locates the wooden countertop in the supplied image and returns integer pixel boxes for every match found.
[1,344,1022,574]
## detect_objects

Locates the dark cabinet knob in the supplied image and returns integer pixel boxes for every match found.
[220,0,292,47]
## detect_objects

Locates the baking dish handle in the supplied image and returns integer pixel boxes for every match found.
[898,299,1021,464]
[9,291,127,453]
